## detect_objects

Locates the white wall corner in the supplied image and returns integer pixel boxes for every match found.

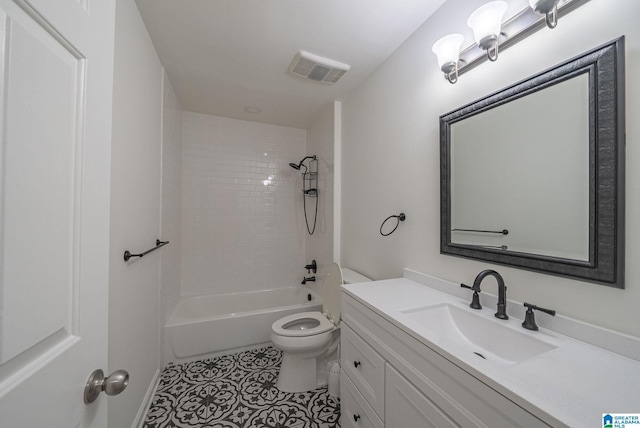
[158,68,166,371]
[333,100,342,264]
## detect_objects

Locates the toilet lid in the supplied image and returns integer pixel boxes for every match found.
[271,311,334,337]
[322,262,343,324]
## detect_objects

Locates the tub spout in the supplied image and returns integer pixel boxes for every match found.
[301,276,316,285]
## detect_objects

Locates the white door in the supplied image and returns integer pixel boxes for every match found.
[0,0,115,426]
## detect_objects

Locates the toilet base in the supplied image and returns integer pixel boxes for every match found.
[276,353,318,392]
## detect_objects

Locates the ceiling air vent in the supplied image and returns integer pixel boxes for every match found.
[289,50,350,84]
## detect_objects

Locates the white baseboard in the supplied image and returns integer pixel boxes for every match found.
[132,368,160,428]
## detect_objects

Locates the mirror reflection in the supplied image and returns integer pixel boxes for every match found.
[450,74,590,260]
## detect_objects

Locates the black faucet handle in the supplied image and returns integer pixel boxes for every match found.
[524,302,556,316]
[522,302,556,331]
[304,259,317,274]
[460,283,482,310]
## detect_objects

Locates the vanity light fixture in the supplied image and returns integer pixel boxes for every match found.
[529,0,560,28]
[431,34,465,84]
[467,1,508,62]
[431,0,590,84]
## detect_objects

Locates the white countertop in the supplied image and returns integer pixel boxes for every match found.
[342,275,640,427]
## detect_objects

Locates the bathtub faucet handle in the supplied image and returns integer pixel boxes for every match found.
[301,276,316,285]
[305,259,317,274]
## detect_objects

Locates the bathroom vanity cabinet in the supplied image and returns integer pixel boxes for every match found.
[340,292,558,428]
[340,273,640,427]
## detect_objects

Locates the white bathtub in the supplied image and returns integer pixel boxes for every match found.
[164,287,322,362]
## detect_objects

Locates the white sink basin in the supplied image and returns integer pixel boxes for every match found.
[400,303,556,366]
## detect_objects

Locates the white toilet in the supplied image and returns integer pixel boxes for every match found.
[271,263,371,392]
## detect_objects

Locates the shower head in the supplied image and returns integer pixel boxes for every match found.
[289,155,316,171]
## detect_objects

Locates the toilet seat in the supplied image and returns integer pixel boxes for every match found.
[272,263,344,338]
[271,311,334,337]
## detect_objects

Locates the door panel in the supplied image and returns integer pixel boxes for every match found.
[0,0,115,426]
[1,6,82,363]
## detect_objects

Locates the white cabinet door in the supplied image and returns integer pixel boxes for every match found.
[0,0,115,426]
[385,364,458,428]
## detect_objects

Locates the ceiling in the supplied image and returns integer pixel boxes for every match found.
[135,0,448,129]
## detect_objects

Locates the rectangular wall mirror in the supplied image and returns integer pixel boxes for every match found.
[440,37,625,288]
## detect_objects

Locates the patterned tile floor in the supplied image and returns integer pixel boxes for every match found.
[143,346,341,428]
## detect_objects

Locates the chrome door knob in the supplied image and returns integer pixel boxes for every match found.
[84,369,129,404]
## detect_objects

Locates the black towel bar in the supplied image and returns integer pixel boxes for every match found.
[452,228,509,235]
[124,239,169,262]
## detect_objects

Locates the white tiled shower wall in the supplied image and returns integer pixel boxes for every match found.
[181,112,307,297]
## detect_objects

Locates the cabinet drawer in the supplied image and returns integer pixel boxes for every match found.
[386,364,458,428]
[341,370,384,428]
[341,324,385,419]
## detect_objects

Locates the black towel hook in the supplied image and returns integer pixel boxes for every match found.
[380,213,406,236]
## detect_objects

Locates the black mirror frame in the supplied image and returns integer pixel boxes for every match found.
[440,37,625,288]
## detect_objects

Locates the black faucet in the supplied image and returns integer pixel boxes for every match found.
[522,302,556,331]
[301,276,315,285]
[462,269,508,320]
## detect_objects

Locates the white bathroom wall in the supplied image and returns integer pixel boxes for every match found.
[341,0,640,338]
[160,72,183,328]
[109,0,163,425]
[180,113,307,297]
[306,103,335,290]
